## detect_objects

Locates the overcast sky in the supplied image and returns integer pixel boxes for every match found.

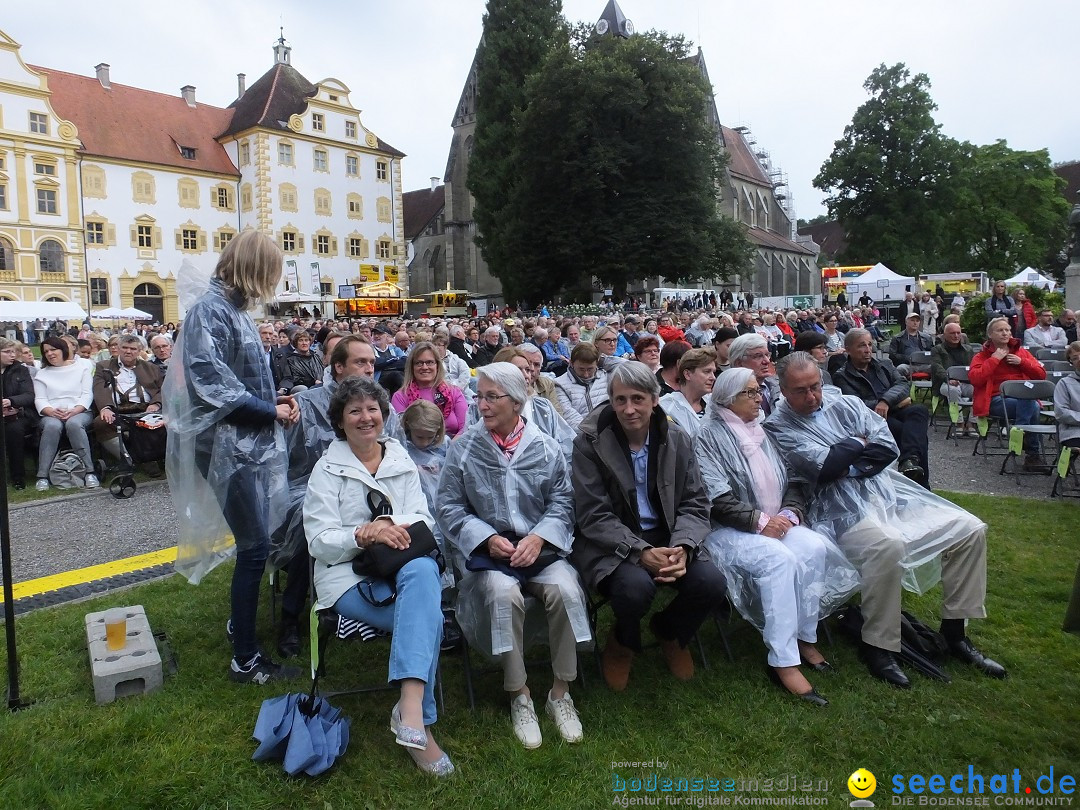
[5,0,1077,221]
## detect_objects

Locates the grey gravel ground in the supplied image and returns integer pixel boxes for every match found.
[4,423,1073,588]
[9,480,178,582]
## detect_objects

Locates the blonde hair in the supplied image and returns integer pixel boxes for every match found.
[401,399,447,445]
[401,341,446,389]
[677,346,717,384]
[213,229,283,310]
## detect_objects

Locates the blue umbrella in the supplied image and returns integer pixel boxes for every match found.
[252,691,350,777]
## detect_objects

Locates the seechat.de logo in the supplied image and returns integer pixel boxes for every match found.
[848,768,877,807]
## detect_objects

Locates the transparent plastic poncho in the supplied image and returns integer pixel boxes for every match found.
[404,435,456,590]
[763,390,985,594]
[464,394,575,466]
[696,410,860,630]
[163,277,288,584]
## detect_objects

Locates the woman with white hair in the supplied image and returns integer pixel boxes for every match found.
[437,363,591,749]
[696,367,859,707]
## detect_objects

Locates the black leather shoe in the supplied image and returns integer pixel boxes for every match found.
[766,667,829,707]
[861,644,911,689]
[898,458,926,483]
[948,637,1007,679]
[276,619,301,659]
[801,657,835,673]
[797,688,829,708]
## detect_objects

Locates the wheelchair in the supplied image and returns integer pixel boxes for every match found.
[94,411,167,499]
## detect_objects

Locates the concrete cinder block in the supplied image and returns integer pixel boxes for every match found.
[85,605,163,705]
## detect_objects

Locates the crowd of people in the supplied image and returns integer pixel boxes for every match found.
[0,320,173,491]
[152,253,1080,779]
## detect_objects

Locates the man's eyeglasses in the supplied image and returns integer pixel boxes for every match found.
[786,383,822,397]
[479,393,511,404]
[745,352,770,361]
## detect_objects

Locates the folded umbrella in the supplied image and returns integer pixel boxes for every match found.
[252,691,351,777]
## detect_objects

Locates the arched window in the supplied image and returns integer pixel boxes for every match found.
[39,239,64,272]
[0,237,13,271]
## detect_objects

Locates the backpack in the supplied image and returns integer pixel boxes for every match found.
[49,450,87,489]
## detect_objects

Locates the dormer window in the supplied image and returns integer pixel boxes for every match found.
[179,146,196,159]
[312,113,324,132]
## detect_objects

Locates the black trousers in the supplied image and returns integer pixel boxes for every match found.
[598,549,727,652]
[887,404,930,485]
[4,416,30,485]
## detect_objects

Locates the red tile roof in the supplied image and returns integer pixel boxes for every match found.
[403,186,445,241]
[797,219,848,261]
[33,65,238,176]
[721,125,772,187]
[746,226,816,256]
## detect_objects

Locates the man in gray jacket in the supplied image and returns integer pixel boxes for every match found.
[571,362,726,691]
[834,329,930,487]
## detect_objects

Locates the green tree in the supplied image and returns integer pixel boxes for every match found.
[945,141,1068,278]
[468,0,567,299]
[814,63,960,276]
[489,30,751,303]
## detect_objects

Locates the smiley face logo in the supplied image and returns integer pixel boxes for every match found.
[848,768,877,799]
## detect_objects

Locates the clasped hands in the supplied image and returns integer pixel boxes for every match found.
[640,546,687,584]
[275,394,300,426]
[487,533,544,568]
[354,518,412,549]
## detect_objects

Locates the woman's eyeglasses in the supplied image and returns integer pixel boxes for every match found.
[737,388,763,399]
[478,393,511,404]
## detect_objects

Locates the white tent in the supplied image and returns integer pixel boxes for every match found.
[91,307,128,319]
[843,262,914,301]
[117,307,154,321]
[1003,267,1057,291]
[0,300,87,321]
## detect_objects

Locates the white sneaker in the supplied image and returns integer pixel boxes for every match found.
[510,694,542,749]
[35,479,50,492]
[545,690,583,743]
[85,474,101,489]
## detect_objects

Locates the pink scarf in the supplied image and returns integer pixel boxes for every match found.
[401,381,455,422]
[717,405,782,517]
[490,417,526,461]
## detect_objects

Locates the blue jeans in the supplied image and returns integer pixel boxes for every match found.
[333,556,443,726]
[36,412,94,478]
[989,394,1041,453]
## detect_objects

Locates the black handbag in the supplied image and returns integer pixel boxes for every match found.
[465,531,561,584]
[351,490,443,605]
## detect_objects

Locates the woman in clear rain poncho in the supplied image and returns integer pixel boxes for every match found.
[697,367,859,706]
[463,346,576,465]
[764,353,1003,687]
[659,346,717,439]
[437,363,590,750]
[163,230,301,684]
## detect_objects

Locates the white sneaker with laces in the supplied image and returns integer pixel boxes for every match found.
[85,474,101,489]
[545,690,583,743]
[510,694,542,749]
[35,479,50,492]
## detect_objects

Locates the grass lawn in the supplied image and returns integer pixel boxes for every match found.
[0,492,1077,809]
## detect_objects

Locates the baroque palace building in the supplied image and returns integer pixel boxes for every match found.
[404,0,819,308]
[0,29,406,323]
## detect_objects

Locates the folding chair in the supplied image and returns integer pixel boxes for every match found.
[907,351,936,409]
[943,366,975,444]
[1036,348,1067,364]
[1042,360,1073,373]
[1050,443,1080,498]
[997,380,1058,478]
[307,560,444,710]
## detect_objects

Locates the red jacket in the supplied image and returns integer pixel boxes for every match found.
[776,320,795,339]
[657,325,685,343]
[1020,300,1036,330]
[968,338,1045,417]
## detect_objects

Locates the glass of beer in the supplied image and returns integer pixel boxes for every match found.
[104,608,128,651]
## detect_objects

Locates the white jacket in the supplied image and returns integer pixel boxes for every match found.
[304,437,433,611]
[553,368,609,430]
